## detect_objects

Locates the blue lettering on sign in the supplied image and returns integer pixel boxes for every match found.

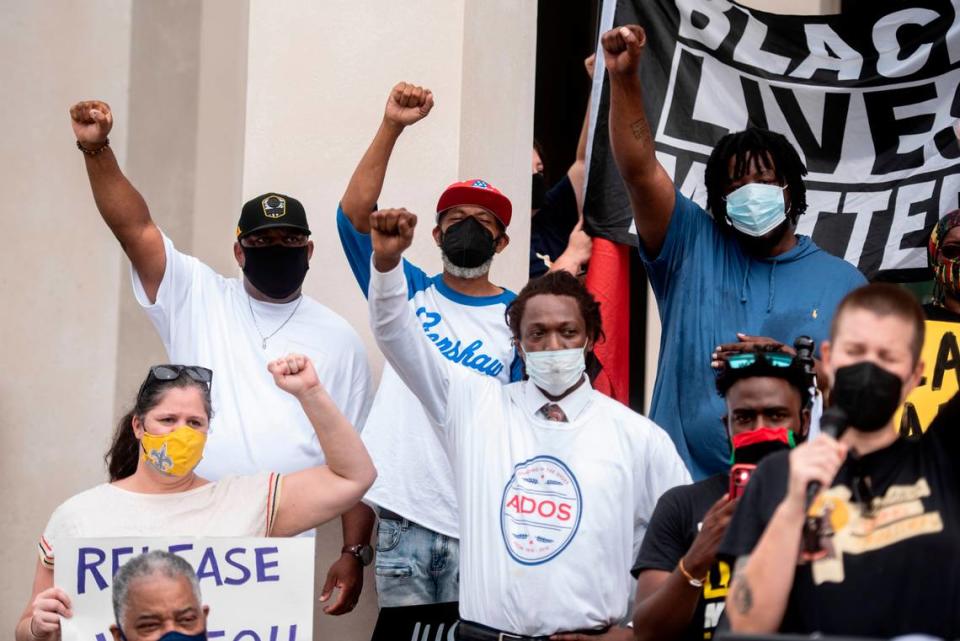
[416,307,505,377]
[76,545,282,593]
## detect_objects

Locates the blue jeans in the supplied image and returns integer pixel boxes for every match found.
[375,512,459,607]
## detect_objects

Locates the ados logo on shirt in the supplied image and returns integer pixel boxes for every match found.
[500,455,582,565]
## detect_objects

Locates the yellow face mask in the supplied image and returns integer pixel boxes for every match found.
[140,426,207,476]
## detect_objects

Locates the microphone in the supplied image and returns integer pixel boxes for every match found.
[804,406,847,508]
[802,406,847,558]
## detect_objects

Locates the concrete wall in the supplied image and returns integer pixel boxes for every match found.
[1,0,535,639]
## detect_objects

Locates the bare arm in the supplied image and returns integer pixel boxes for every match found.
[340,83,434,233]
[70,101,165,301]
[268,355,377,537]
[601,26,676,257]
[16,561,70,641]
[634,496,737,641]
[726,436,847,633]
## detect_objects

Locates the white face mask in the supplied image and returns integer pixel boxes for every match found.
[522,344,587,396]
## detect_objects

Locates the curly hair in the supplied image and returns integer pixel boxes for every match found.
[704,127,808,232]
[506,270,604,345]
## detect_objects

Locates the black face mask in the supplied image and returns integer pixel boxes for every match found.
[832,362,904,432]
[440,217,498,268]
[241,245,309,299]
[531,172,547,210]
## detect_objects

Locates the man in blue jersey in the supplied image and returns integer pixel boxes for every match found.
[336,82,521,628]
[602,25,866,479]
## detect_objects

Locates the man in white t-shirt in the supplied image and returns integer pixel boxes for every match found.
[337,81,523,629]
[70,99,374,615]
[367,207,692,639]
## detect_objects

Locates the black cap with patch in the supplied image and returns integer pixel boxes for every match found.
[236,193,311,238]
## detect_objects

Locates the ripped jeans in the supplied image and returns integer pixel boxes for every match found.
[375,510,460,607]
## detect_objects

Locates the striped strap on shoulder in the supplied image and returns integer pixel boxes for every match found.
[38,535,55,569]
[265,472,283,536]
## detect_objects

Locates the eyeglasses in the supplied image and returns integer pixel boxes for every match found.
[136,365,213,403]
[725,352,794,369]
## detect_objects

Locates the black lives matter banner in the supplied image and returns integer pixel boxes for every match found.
[586,0,960,281]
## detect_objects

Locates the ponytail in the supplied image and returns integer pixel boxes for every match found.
[106,410,141,481]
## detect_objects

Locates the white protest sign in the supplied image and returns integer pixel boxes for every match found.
[54,537,314,641]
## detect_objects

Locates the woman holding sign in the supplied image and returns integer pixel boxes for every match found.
[15,354,376,641]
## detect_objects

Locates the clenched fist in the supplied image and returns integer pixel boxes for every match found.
[69,100,113,149]
[384,82,434,128]
[269,354,323,399]
[371,208,417,271]
[600,25,646,77]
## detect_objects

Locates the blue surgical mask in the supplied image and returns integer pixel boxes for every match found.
[724,183,787,237]
[522,345,587,396]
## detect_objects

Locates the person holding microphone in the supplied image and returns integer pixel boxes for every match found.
[719,283,960,638]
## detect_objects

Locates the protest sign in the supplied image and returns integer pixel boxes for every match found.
[54,537,314,641]
[897,319,960,436]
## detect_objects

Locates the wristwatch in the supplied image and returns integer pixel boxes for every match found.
[342,544,374,567]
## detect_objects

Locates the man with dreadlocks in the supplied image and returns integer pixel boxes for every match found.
[365,206,690,640]
[601,25,865,480]
[925,209,960,322]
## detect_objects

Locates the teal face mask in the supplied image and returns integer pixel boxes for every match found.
[724,183,787,237]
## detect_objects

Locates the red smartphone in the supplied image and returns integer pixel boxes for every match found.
[729,463,756,500]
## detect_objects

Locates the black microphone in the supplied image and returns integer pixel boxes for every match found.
[804,406,847,508]
[802,406,847,558]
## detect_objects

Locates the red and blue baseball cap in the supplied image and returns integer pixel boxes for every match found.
[436,179,512,228]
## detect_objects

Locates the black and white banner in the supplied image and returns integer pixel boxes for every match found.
[586,0,960,281]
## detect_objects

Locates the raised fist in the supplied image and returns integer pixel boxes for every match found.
[370,208,417,262]
[600,25,646,77]
[269,353,322,398]
[69,100,113,148]
[384,82,434,128]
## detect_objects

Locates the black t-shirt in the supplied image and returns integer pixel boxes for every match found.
[633,473,729,641]
[530,175,579,279]
[718,392,960,638]
[923,301,960,323]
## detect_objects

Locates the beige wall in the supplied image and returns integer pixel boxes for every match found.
[1,0,535,638]
[0,0,133,628]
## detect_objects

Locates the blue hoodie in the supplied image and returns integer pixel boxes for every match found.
[641,190,866,480]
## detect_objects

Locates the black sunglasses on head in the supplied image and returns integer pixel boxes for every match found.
[137,365,213,403]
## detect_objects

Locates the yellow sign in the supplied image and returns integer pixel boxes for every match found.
[895,320,960,437]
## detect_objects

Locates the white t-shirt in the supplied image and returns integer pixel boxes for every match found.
[132,234,372,480]
[337,209,520,538]
[39,473,281,568]
[369,261,692,636]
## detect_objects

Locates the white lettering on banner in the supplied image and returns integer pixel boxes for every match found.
[650,41,960,277]
[55,537,314,641]
[500,456,582,565]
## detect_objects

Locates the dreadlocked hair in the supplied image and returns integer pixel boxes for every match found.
[506,270,605,346]
[506,271,607,383]
[704,127,808,233]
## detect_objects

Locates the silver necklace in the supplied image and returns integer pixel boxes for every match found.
[247,293,303,349]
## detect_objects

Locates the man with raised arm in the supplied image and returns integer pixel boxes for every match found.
[69,100,374,615]
[366,206,690,640]
[602,25,865,479]
[337,83,522,619]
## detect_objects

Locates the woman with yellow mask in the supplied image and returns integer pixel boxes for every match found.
[16,354,376,641]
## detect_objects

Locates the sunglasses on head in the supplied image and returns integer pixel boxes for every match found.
[725,352,794,370]
[137,365,213,403]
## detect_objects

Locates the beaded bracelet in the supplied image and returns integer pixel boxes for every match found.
[76,138,110,156]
